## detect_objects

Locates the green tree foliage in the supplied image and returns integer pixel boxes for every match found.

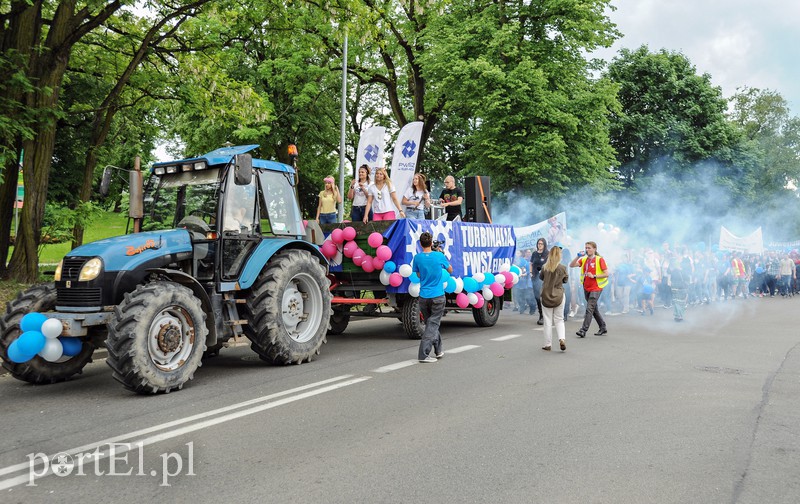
[418,0,621,196]
[606,46,736,189]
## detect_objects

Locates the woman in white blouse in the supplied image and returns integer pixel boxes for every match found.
[364,167,405,222]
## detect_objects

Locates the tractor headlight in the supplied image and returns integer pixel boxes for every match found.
[78,258,103,281]
[54,259,64,281]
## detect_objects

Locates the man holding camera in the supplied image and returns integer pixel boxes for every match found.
[412,232,453,362]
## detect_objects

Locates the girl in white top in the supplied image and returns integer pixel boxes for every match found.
[347,164,371,222]
[401,173,431,220]
[364,167,405,222]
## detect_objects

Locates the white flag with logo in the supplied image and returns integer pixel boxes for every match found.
[356,126,386,182]
[390,121,424,217]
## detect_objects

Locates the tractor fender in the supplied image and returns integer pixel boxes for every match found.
[235,239,327,290]
[146,268,217,346]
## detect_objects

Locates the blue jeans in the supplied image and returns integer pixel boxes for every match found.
[405,207,425,220]
[319,212,337,224]
[418,296,445,359]
[350,205,372,222]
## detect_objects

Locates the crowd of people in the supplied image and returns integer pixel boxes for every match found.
[513,239,800,328]
[318,166,465,223]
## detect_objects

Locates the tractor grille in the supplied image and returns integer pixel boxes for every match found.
[61,257,89,281]
[57,287,102,307]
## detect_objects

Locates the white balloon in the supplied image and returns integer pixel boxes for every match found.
[598,222,605,229]
[499,262,511,273]
[379,270,391,286]
[472,272,485,284]
[511,272,519,285]
[467,292,478,305]
[38,337,63,362]
[41,318,63,339]
[454,277,464,293]
[482,286,494,300]
[398,264,413,278]
[408,283,421,297]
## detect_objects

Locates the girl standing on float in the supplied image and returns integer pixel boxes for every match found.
[364,167,405,222]
[401,173,431,220]
[348,164,372,222]
[315,176,341,224]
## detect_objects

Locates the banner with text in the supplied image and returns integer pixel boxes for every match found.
[356,126,386,181]
[513,212,567,251]
[389,121,423,217]
[719,226,764,254]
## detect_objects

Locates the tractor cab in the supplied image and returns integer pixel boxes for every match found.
[144,145,304,282]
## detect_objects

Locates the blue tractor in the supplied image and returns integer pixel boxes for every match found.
[0,145,331,393]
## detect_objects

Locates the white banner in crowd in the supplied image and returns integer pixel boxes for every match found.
[389,121,424,216]
[719,226,764,254]
[514,212,567,251]
[356,126,386,181]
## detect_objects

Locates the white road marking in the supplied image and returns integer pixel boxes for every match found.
[491,334,522,341]
[446,345,481,353]
[0,374,362,487]
[372,360,418,373]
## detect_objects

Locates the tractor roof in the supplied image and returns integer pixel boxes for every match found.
[151,144,295,174]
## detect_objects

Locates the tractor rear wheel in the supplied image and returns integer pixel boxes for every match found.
[106,282,207,394]
[243,249,331,364]
[0,284,94,384]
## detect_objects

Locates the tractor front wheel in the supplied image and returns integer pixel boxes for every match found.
[106,282,207,394]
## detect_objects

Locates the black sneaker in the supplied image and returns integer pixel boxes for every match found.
[594,328,608,336]
[576,330,586,338]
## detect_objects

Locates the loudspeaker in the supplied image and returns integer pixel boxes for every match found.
[464,176,491,223]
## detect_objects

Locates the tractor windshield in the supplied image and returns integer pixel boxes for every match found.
[257,170,302,236]
[143,168,221,232]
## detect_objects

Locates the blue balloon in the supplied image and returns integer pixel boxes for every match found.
[409,272,420,284]
[59,337,83,357]
[445,278,457,293]
[7,339,36,363]
[17,331,46,355]
[463,277,479,293]
[383,261,397,274]
[20,312,48,333]
[509,265,521,276]
[440,269,451,284]
[484,273,496,286]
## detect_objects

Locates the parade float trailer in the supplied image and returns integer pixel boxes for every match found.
[0,145,517,394]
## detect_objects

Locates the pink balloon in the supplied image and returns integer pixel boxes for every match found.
[368,232,384,249]
[343,241,358,258]
[490,282,505,297]
[389,272,403,287]
[372,257,385,270]
[473,293,485,309]
[321,241,337,258]
[456,292,470,309]
[352,250,365,266]
[331,228,344,244]
[361,256,375,273]
[342,226,357,241]
[376,245,392,261]
[302,220,308,228]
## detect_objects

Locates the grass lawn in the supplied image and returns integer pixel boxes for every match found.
[1,211,130,305]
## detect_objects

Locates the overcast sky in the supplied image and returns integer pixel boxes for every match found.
[591,0,800,115]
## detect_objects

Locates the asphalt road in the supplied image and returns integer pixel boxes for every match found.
[1,297,798,503]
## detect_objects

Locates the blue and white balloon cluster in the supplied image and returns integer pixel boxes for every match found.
[388,260,521,307]
[5,312,83,363]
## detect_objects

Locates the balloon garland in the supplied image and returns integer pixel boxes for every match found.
[5,312,83,364]
[319,226,520,308]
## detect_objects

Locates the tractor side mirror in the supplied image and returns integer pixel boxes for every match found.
[234,154,253,185]
[99,166,113,197]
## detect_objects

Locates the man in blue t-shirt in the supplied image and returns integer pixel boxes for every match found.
[412,232,453,362]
